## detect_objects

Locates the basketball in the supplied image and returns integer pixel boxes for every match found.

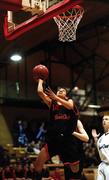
[33,64,49,80]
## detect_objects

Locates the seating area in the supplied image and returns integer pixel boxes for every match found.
[0,163,98,180]
[0,162,36,179]
[0,142,99,179]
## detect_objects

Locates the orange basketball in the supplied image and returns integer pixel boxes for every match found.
[33,64,49,80]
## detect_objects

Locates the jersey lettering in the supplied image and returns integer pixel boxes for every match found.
[54,114,70,121]
[99,144,109,150]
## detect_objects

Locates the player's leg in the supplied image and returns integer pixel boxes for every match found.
[64,161,82,180]
[97,163,105,180]
[62,137,82,180]
[34,145,50,180]
[104,164,109,180]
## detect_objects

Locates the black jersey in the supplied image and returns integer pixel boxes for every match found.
[46,100,79,137]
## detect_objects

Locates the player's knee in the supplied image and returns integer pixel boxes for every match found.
[70,161,80,173]
[64,163,81,180]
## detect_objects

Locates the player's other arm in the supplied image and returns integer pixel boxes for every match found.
[92,129,100,144]
[56,97,74,110]
[37,79,51,108]
[45,87,74,110]
[73,120,89,142]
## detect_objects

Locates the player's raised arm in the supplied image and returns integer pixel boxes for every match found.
[33,64,51,108]
[37,79,51,108]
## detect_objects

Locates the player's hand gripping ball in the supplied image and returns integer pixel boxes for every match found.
[33,64,49,80]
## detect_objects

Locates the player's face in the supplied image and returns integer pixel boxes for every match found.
[56,88,67,98]
[102,115,109,131]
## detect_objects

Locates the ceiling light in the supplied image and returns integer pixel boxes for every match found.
[73,86,79,91]
[10,53,22,61]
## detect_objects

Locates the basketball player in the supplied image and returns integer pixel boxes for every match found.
[92,113,109,180]
[34,79,89,180]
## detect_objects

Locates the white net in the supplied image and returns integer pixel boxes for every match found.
[53,5,84,42]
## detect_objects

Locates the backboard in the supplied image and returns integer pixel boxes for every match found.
[1,0,83,40]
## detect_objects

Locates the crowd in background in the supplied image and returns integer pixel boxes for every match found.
[0,117,102,179]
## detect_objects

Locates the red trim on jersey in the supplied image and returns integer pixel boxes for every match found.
[64,160,80,166]
[70,179,80,180]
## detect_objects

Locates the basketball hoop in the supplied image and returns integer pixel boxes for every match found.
[53,5,84,42]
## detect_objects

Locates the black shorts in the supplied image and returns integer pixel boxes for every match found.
[46,134,80,163]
